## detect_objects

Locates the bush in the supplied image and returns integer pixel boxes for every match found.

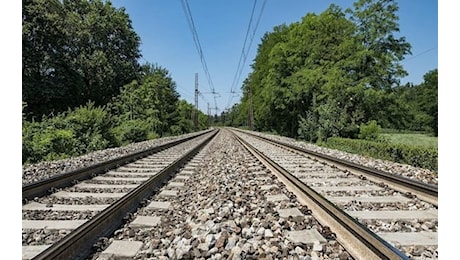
[358,120,382,141]
[37,128,79,161]
[111,119,152,146]
[169,125,183,136]
[58,102,115,152]
[298,112,319,142]
[23,123,79,164]
[322,137,437,171]
[22,120,42,164]
[147,132,160,140]
[339,124,360,139]
[22,102,115,164]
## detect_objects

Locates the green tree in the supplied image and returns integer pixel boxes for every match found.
[358,120,382,141]
[418,69,438,136]
[396,69,438,135]
[237,0,412,141]
[23,0,141,118]
[174,100,195,134]
[244,5,367,138]
[243,25,290,133]
[110,64,180,140]
[347,0,411,89]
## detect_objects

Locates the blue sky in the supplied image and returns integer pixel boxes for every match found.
[109,0,438,114]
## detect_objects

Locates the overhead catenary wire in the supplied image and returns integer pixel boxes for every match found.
[180,0,219,112]
[139,52,207,114]
[176,85,198,101]
[402,46,437,63]
[141,56,150,64]
[229,0,258,95]
[225,0,268,111]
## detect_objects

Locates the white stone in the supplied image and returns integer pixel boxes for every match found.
[264,229,274,238]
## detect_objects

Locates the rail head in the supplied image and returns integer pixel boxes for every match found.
[232,128,438,205]
[22,129,216,202]
[232,131,409,260]
[32,129,219,260]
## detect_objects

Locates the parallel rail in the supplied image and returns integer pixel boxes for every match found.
[233,128,438,206]
[232,129,409,260]
[23,129,214,201]
[32,129,218,260]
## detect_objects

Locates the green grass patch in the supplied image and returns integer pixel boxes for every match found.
[381,133,437,149]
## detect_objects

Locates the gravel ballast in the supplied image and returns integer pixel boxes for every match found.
[22,131,210,185]
[241,129,438,185]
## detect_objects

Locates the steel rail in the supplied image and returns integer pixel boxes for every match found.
[233,128,438,206]
[32,129,218,260]
[232,130,408,260]
[23,129,214,201]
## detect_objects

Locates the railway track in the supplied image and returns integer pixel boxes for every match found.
[22,128,437,259]
[22,130,218,259]
[230,128,438,259]
[87,128,355,259]
[22,130,215,200]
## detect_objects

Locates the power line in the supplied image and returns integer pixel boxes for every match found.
[141,56,150,64]
[225,0,258,110]
[180,0,219,112]
[238,0,267,87]
[402,46,437,63]
[229,0,258,95]
[176,84,195,97]
[225,0,268,111]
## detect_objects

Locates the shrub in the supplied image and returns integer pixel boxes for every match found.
[169,125,183,136]
[358,120,382,141]
[58,102,115,152]
[111,119,152,146]
[23,124,79,164]
[298,112,319,142]
[147,132,160,140]
[22,102,115,164]
[22,120,42,164]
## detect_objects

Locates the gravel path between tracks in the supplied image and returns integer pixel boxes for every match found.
[22,131,209,185]
[243,130,438,185]
[236,131,438,259]
[89,130,352,260]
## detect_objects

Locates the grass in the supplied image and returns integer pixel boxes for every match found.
[380,133,438,149]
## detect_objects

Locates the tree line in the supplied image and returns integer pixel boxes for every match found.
[22,0,207,164]
[221,0,437,141]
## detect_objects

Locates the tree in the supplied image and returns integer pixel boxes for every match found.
[174,100,195,134]
[23,0,141,118]
[244,5,368,138]
[418,69,438,136]
[236,1,413,140]
[110,64,180,138]
[243,25,290,133]
[347,0,411,89]
[396,69,438,135]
